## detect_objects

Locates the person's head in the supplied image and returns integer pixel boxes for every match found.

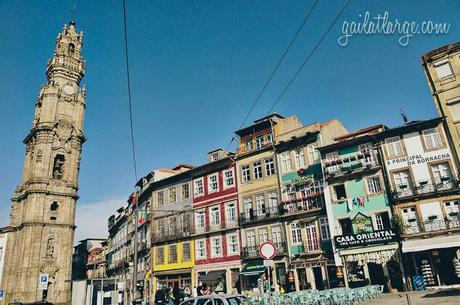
[198,281,203,286]
[202,283,207,289]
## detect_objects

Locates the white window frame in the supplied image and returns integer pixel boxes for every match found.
[256,193,266,216]
[253,161,263,179]
[181,183,190,200]
[195,238,206,259]
[319,217,330,240]
[210,236,223,258]
[366,176,382,194]
[223,168,235,188]
[308,143,320,164]
[431,162,452,184]
[291,223,302,244]
[423,128,443,149]
[294,148,306,169]
[305,222,320,252]
[227,233,239,255]
[385,136,403,157]
[194,178,204,197]
[281,152,292,173]
[210,206,221,227]
[258,227,269,244]
[434,59,454,79]
[241,165,251,183]
[226,202,236,223]
[195,210,205,230]
[208,174,219,193]
[265,158,276,176]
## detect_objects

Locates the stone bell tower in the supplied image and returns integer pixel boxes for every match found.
[1,22,86,305]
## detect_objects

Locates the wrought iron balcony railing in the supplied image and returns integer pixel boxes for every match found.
[242,242,287,259]
[194,218,239,234]
[239,206,281,224]
[402,217,460,235]
[324,151,379,177]
[281,194,324,215]
[392,177,459,199]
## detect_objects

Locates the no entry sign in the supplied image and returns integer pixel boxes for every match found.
[259,241,276,260]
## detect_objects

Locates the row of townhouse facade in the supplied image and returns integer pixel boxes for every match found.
[102,41,460,303]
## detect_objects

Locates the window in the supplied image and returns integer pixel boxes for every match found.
[266,132,273,143]
[195,210,205,229]
[50,202,59,211]
[211,206,220,227]
[253,161,263,179]
[333,184,347,200]
[182,183,190,200]
[226,202,236,223]
[211,236,222,257]
[211,152,219,161]
[272,226,282,244]
[223,169,235,188]
[358,143,373,163]
[259,228,268,243]
[68,43,75,53]
[447,97,460,122]
[339,218,353,235]
[196,239,206,259]
[52,154,65,179]
[156,247,164,264]
[375,212,391,230]
[157,191,164,206]
[319,217,330,239]
[423,128,442,149]
[366,176,382,194]
[256,193,266,216]
[431,162,452,184]
[401,207,419,234]
[444,201,459,220]
[194,178,204,196]
[305,222,319,251]
[308,143,320,164]
[434,60,454,79]
[169,244,177,263]
[291,223,302,244]
[245,139,253,151]
[385,137,403,157]
[169,187,176,203]
[241,165,251,183]
[294,149,306,169]
[182,242,191,261]
[256,135,264,149]
[158,219,165,235]
[280,153,292,172]
[244,197,253,219]
[393,170,413,192]
[246,230,256,247]
[227,233,239,255]
[325,151,340,172]
[208,174,219,193]
[265,158,276,176]
[268,191,278,212]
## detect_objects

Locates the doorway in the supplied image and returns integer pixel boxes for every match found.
[368,263,385,285]
[313,267,324,290]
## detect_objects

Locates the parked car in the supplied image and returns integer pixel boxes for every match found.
[179,295,252,305]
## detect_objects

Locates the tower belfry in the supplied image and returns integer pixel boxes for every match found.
[1,22,86,305]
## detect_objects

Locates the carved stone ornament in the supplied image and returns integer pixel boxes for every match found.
[52,120,74,153]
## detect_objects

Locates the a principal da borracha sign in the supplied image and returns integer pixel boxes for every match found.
[334,229,397,248]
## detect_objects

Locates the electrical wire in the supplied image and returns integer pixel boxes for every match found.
[224,0,320,153]
[122,0,139,184]
[265,0,352,115]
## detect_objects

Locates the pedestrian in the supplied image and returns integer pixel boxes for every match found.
[197,281,203,296]
[202,283,211,295]
[154,285,166,305]
[173,283,182,305]
[167,286,174,305]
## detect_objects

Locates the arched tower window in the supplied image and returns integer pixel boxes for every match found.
[68,43,75,54]
[50,202,59,211]
[53,154,65,179]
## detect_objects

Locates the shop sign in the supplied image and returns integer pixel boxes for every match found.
[334,229,397,248]
[352,212,373,234]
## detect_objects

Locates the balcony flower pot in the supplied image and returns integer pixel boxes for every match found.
[428,215,438,221]
[399,184,408,189]
[449,212,458,217]
[441,176,450,182]
[408,218,416,222]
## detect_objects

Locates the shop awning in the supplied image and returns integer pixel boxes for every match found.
[199,270,225,284]
[339,243,399,256]
[402,235,460,253]
[240,264,266,276]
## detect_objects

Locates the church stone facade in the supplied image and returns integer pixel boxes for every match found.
[1,22,86,305]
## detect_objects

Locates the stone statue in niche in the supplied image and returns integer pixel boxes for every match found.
[46,238,55,258]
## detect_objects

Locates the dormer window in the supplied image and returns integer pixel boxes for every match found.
[211,152,219,162]
[68,43,75,53]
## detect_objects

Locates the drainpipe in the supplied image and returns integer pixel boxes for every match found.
[373,137,408,291]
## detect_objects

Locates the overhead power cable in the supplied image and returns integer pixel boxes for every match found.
[122,0,139,184]
[265,0,352,115]
[224,0,320,152]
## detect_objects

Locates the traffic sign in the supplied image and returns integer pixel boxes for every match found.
[0,289,4,299]
[39,273,49,290]
[259,241,276,260]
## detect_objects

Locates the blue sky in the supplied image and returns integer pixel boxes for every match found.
[0,0,459,241]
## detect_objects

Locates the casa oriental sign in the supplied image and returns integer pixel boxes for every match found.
[334,229,397,249]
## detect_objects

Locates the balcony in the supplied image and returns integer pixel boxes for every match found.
[236,140,273,155]
[194,218,239,235]
[240,206,281,224]
[152,227,194,243]
[324,152,379,178]
[402,217,460,236]
[242,242,287,259]
[392,177,459,200]
[281,194,324,216]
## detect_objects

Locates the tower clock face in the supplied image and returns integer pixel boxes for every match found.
[63,85,74,95]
